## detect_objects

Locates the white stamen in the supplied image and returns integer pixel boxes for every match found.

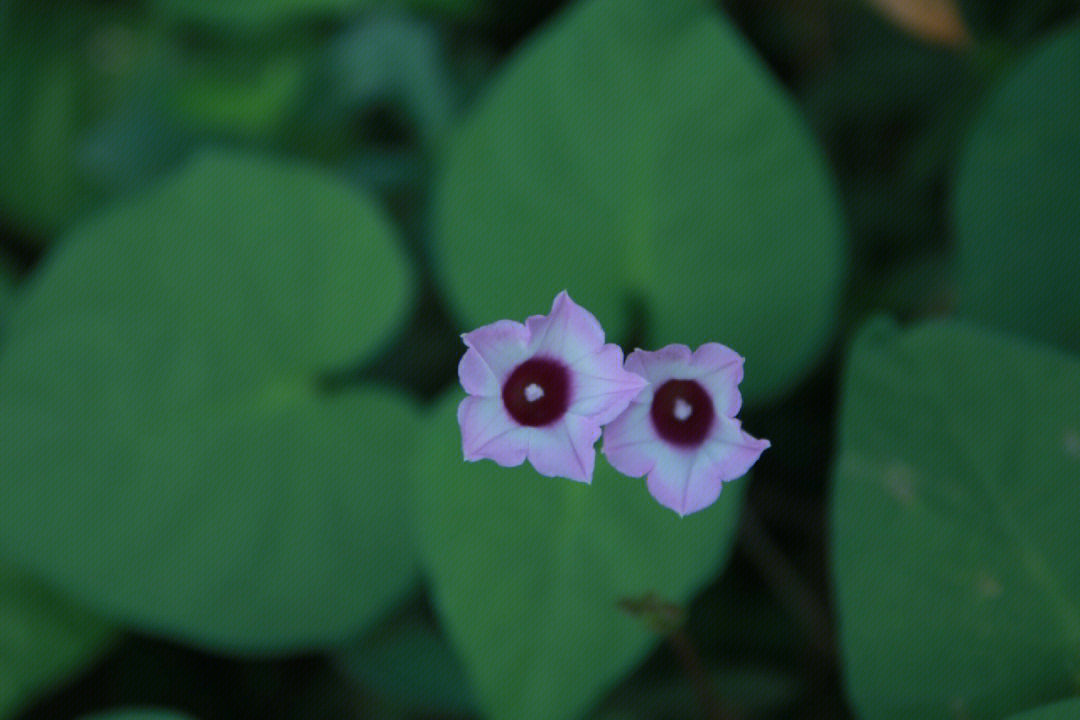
[524,383,545,402]
[673,397,692,421]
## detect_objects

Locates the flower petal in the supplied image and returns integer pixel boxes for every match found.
[628,344,693,383]
[643,444,697,516]
[601,401,661,478]
[458,347,498,397]
[461,319,530,382]
[702,418,771,482]
[458,395,528,467]
[568,344,648,425]
[525,290,605,365]
[691,343,745,417]
[525,414,600,483]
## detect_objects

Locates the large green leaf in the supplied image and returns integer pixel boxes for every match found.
[1006,699,1080,720]
[0,150,419,653]
[411,390,747,720]
[833,317,1080,720]
[0,562,115,720]
[433,0,845,406]
[954,25,1080,354]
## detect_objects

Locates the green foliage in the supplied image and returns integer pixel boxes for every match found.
[1006,698,1080,720]
[833,317,1080,720]
[151,0,481,32]
[334,604,479,716]
[0,258,11,328]
[0,150,419,652]
[0,562,115,720]
[78,711,197,720]
[954,24,1080,354]
[0,4,120,235]
[432,0,845,406]
[411,390,747,720]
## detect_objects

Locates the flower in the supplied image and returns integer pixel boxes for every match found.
[601,344,770,516]
[457,291,647,483]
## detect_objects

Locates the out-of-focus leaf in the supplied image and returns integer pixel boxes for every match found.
[170,53,305,140]
[863,0,971,47]
[0,257,12,330]
[151,0,481,33]
[0,4,153,237]
[411,390,747,720]
[833,317,1080,720]
[0,562,115,720]
[78,711,198,720]
[334,606,479,716]
[1005,698,1080,720]
[433,0,845,406]
[954,24,1080,355]
[0,150,419,653]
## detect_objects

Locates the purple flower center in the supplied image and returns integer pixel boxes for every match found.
[650,379,714,447]
[502,357,571,427]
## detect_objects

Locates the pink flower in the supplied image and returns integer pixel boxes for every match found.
[457,291,647,483]
[602,344,770,516]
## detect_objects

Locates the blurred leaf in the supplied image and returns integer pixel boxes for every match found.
[151,0,481,33]
[0,561,115,720]
[833,317,1080,720]
[954,24,1080,355]
[411,390,747,720]
[76,101,195,197]
[0,150,420,653]
[169,49,306,140]
[0,257,12,329]
[432,0,845,406]
[313,14,453,147]
[1005,698,1080,720]
[334,605,479,716]
[0,4,152,237]
[864,0,971,47]
[78,711,198,720]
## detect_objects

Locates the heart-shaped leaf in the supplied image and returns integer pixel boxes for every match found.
[432,0,845,406]
[411,390,747,720]
[954,25,1080,354]
[833,317,1080,720]
[0,150,419,653]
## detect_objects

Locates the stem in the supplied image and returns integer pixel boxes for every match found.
[739,505,835,661]
[667,627,739,720]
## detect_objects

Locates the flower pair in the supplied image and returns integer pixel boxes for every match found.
[457,291,769,516]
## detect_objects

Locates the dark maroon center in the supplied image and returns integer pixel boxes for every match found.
[650,379,714,447]
[502,357,571,427]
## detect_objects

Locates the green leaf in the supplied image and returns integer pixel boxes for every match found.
[334,604,479,716]
[0,150,419,653]
[0,259,12,329]
[78,711,198,720]
[832,317,1080,720]
[433,0,845,406]
[0,4,152,236]
[1006,698,1080,720]
[0,562,115,720]
[151,0,480,32]
[954,24,1080,354]
[411,390,747,720]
